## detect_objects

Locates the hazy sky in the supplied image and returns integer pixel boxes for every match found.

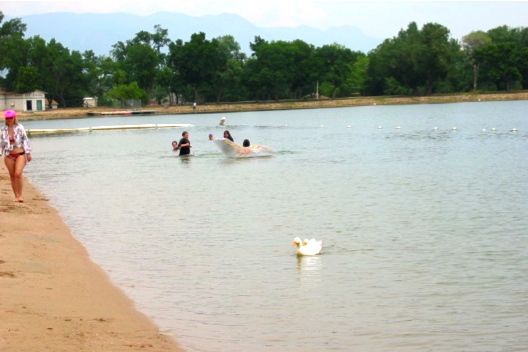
[1,0,527,39]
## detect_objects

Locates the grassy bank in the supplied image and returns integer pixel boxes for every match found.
[17,90,528,121]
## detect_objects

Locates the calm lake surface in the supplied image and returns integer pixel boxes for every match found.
[25,101,528,351]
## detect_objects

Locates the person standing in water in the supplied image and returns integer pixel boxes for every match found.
[0,110,32,202]
[178,131,191,156]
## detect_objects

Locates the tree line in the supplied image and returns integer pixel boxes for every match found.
[1,11,527,107]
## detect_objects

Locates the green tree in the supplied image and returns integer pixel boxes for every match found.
[0,11,26,67]
[107,82,147,104]
[110,25,170,100]
[14,66,41,92]
[151,25,170,54]
[40,39,86,106]
[0,12,28,89]
[213,35,246,101]
[243,38,315,100]
[347,55,369,95]
[112,41,159,92]
[462,31,492,90]
[476,42,522,90]
[365,22,460,95]
[474,26,527,90]
[168,32,229,101]
[312,44,363,97]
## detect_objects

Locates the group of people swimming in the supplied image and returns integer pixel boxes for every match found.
[172,130,251,156]
[209,130,251,147]
[0,108,267,202]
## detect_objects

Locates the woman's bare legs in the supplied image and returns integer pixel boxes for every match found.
[4,156,26,202]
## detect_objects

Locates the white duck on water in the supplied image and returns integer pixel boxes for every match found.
[291,237,323,256]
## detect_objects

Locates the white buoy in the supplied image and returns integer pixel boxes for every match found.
[491,128,496,131]
[395,126,401,129]
[511,128,518,132]
[320,124,325,128]
[219,116,226,126]
[433,126,438,130]
[377,125,383,129]
[482,128,487,132]
[452,127,457,131]
[347,125,352,128]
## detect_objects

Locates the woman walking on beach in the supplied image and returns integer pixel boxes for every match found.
[1,110,32,202]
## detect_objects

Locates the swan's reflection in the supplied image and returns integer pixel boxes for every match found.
[296,256,322,287]
[296,255,322,272]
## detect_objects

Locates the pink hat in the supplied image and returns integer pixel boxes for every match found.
[4,109,16,119]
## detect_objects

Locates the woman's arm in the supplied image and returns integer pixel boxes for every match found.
[0,130,5,156]
[19,125,32,161]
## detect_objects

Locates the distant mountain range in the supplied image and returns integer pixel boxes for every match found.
[14,12,382,56]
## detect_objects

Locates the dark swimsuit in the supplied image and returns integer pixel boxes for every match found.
[6,136,25,160]
[6,152,25,161]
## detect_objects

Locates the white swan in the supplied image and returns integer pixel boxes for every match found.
[291,237,322,256]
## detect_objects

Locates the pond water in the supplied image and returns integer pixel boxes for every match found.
[25,101,528,351]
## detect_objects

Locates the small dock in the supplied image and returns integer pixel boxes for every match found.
[28,123,193,136]
[86,110,157,116]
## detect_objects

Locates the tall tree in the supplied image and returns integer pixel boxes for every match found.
[168,32,228,101]
[213,35,246,101]
[42,39,86,106]
[476,26,527,90]
[365,22,460,95]
[243,38,315,100]
[0,12,27,89]
[462,31,491,90]
[313,44,363,97]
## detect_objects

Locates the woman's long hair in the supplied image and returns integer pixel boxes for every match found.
[223,130,234,142]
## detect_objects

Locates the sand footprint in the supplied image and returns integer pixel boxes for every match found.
[0,271,15,278]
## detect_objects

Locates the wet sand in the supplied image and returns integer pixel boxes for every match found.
[16,91,528,121]
[0,164,182,351]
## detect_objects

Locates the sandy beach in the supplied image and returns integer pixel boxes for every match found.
[0,164,182,351]
[15,90,528,121]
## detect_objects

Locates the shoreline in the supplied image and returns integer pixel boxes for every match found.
[16,90,528,121]
[0,164,182,351]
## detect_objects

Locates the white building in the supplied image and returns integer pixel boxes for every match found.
[83,96,98,108]
[0,90,47,112]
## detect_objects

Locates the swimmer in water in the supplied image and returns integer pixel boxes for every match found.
[178,131,191,156]
[223,130,234,142]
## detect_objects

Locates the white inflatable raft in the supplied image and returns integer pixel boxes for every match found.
[213,139,273,158]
